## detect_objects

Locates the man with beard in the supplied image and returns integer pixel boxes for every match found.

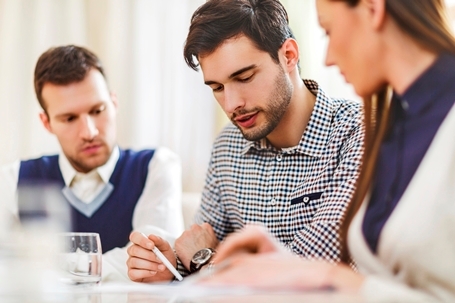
[126,0,364,283]
[0,45,184,280]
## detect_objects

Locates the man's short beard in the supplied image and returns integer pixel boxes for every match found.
[234,66,293,142]
[67,145,111,173]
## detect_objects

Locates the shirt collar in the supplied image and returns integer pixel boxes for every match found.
[399,53,455,116]
[241,79,335,157]
[59,146,120,186]
[241,137,270,154]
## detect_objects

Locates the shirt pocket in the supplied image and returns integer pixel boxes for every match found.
[289,181,324,206]
[290,191,323,205]
[285,183,324,227]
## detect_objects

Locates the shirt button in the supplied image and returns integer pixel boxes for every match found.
[276,154,283,161]
[303,196,310,203]
[271,198,276,206]
[401,100,409,111]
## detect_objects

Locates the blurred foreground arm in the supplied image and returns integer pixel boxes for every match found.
[202,225,364,291]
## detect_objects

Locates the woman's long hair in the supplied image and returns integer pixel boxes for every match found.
[340,87,392,263]
[336,0,455,263]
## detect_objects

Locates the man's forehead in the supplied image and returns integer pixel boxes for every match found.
[42,85,110,117]
[199,37,267,82]
[201,35,261,58]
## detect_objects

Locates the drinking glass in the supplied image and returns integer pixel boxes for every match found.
[57,232,102,285]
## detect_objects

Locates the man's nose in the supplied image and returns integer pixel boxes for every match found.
[79,116,99,140]
[223,87,245,115]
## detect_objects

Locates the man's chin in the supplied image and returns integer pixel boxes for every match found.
[72,156,109,173]
[239,127,268,142]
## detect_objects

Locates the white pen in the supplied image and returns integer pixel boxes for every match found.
[152,246,183,281]
[140,233,183,281]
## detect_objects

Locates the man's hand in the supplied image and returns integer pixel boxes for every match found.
[126,231,176,283]
[174,223,219,270]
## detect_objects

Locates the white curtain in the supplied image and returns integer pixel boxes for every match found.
[280,0,359,102]
[2,0,453,193]
[0,0,215,192]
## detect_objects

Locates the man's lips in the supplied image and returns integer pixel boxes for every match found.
[81,144,102,153]
[234,112,258,128]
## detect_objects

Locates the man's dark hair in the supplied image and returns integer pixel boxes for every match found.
[34,45,105,111]
[184,0,295,71]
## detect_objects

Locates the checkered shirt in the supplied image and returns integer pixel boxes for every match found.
[176,80,364,276]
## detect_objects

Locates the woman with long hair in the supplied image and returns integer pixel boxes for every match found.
[199,0,455,301]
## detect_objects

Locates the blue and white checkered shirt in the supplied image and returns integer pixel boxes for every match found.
[194,79,364,263]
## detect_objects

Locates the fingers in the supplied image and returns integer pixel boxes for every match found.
[129,231,155,250]
[127,257,163,282]
[126,242,165,281]
[147,234,172,251]
[213,225,281,263]
[128,232,172,261]
[127,250,166,282]
[127,232,169,282]
[198,254,251,286]
[127,242,160,263]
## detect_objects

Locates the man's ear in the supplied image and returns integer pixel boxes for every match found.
[280,38,299,73]
[362,0,386,30]
[39,111,53,134]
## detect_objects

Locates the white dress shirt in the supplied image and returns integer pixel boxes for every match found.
[60,146,120,204]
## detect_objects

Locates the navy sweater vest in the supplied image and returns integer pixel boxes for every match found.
[18,149,155,252]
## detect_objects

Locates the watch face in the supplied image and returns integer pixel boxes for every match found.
[192,248,212,264]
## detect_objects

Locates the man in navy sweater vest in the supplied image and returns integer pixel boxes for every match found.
[0,45,184,281]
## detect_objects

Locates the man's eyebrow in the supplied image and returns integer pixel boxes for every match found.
[53,102,106,119]
[90,102,106,109]
[204,80,219,86]
[204,64,257,86]
[228,64,256,79]
[54,112,75,119]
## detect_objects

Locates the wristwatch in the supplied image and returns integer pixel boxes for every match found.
[190,248,216,273]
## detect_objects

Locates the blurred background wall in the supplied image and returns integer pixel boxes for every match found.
[0,0,454,193]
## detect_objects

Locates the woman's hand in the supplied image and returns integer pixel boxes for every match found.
[212,225,287,264]
[199,225,365,292]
